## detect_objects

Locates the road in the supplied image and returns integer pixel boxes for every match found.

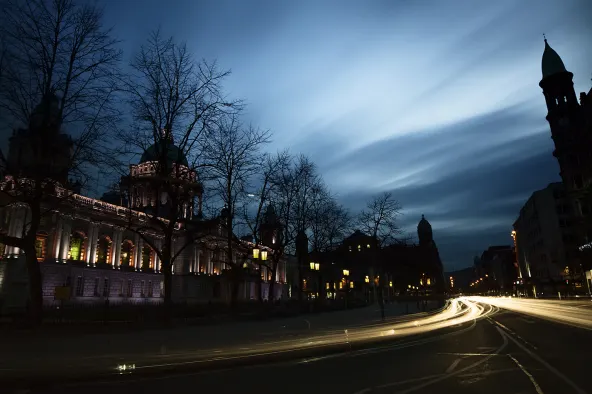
[15,297,592,393]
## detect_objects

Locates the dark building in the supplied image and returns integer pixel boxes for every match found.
[539,39,592,285]
[307,215,445,303]
[475,246,517,294]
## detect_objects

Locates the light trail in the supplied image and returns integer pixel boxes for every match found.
[2,298,494,380]
[469,296,592,330]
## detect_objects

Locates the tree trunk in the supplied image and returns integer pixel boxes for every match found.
[268,271,276,303]
[162,258,173,323]
[24,243,43,327]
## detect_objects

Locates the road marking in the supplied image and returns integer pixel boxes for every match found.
[496,327,586,394]
[508,354,544,394]
[437,352,502,357]
[445,358,461,373]
[389,326,509,394]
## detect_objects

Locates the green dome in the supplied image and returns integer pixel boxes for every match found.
[140,142,188,167]
[542,39,567,79]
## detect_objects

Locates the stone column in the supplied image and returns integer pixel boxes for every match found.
[112,228,122,268]
[154,239,161,273]
[87,223,99,266]
[59,219,72,261]
[52,216,63,260]
[135,234,143,271]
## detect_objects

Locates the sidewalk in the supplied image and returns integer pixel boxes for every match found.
[0,301,439,382]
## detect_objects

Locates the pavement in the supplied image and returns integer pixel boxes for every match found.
[1,300,438,385]
[13,296,592,394]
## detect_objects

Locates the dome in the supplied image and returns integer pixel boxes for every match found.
[140,141,188,167]
[417,214,433,245]
[542,39,567,79]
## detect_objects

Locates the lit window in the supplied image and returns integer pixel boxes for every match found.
[35,235,47,261]
[339,282,343,289]
[349,281,354,289]
[357,245,361,251]
[366,244,370,249]
[427,278,431,285]
[326,282,330,289]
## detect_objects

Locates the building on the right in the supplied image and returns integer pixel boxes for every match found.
[513,182,580,295]
[539,39,592,288]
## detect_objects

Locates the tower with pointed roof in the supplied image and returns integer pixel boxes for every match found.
[539,38,592,272]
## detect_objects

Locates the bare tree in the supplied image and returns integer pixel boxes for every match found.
[118,30,239,313]
[309,186,350,253]
[0,0,121,324]
[200,114,271,306]
[241,151,290,302]
[357,191,402,248]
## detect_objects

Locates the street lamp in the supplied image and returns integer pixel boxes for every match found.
[261,250,268,261]
[343,269,350,277]
[252,248,260,259]
[365,275,370,283]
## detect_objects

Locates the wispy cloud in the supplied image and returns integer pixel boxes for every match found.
[99,0,592,270]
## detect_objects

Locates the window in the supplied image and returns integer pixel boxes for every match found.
[141,245,153,270]
[96,236,112,264]
[35,235,47,261]
[148,281,153,297]
[120,240,134,267]
[75,276,84,296]
[103,278,110,297]
[127,279,133,297]
[68,233,84,261]
[94,277,100,296]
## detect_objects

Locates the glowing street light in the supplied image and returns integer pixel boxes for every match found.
[252,248,260,259]
[343,269,350,277]
[365,275,370,283]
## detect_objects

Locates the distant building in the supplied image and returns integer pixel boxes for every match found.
[475,246,516,293]
[539,39,592,285]
[308,215,445,303]
[513,182,577,294]
[445,267,473,293]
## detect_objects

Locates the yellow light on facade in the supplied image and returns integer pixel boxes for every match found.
[427,278,431,285]
[315,263,320,271]
[326,282,330,289]
[389,281,393,287]
[365,275,370,283]
[420,279,423,286]
[339,282,343,289]
[261,250,267,261]
[408,284,411,288]
[485,274,488,277]
[252,248,260,259]
[350,281,354,289]
[367,244,371,248]
[357,245,361,251]
[310,262,315,270]
[343,269,350,276]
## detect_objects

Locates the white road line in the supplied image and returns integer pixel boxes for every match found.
[445,358,461,373]
[508,354,544,394]
[496,327,586,394]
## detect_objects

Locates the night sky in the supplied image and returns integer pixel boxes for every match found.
[100,0,592,270]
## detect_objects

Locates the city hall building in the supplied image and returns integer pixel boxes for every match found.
[0,97,288,311]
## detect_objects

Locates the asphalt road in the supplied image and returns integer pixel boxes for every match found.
[18,299,592,393]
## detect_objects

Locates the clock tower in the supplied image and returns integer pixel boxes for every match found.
[539,38,592,272]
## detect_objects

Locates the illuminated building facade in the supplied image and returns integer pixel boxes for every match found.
[513,182,578,294]
[0,103,288,309]
[539,39,592,285]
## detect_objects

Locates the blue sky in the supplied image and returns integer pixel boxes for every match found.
[99,0,592,270]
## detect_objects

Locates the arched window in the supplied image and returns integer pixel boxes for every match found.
[68,232,85,261]
[96,236,112,264]
[120,240,134,267]
[141,244,154,270]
